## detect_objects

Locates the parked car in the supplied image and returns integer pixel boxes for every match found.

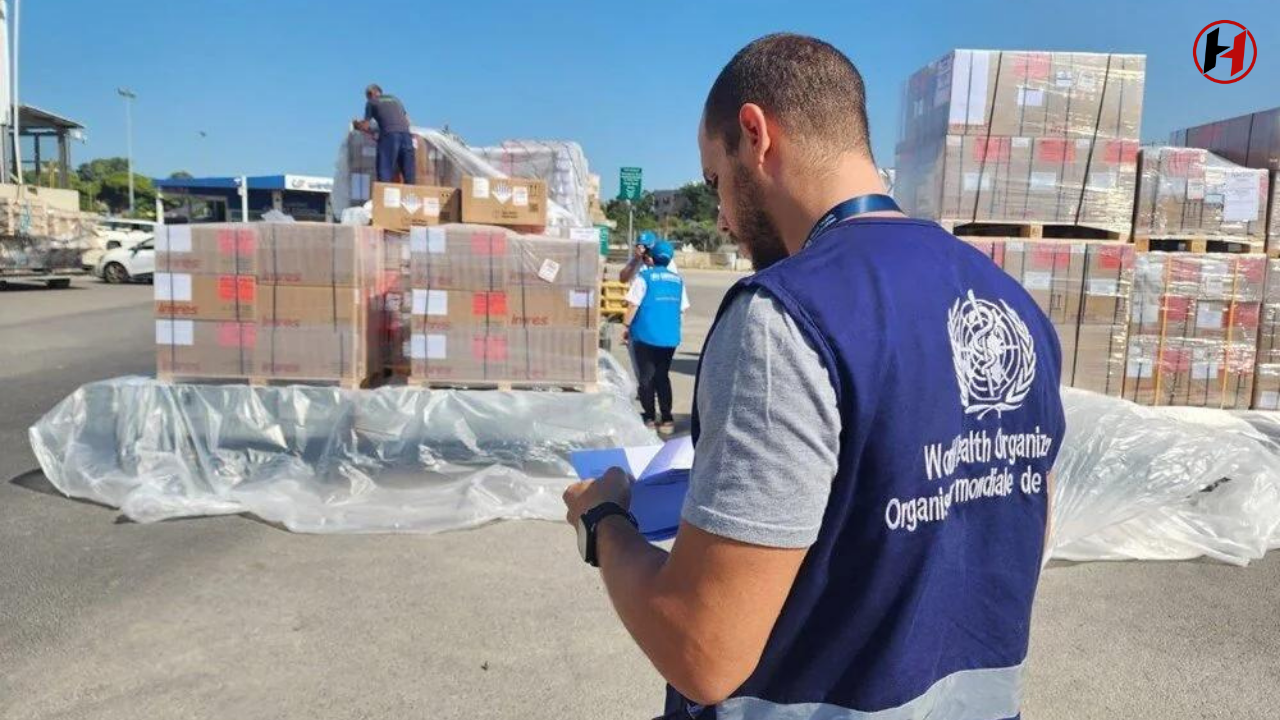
[93,238,154,284]
[80,218,155,269]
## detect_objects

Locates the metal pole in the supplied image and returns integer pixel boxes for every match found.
[10,0,20,186]
[627,199,634,251]
[239,174,248,223]
[124,94,133,214]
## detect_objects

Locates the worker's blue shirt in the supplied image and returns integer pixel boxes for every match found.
[671,218,1066,720]
[631,266,684,348]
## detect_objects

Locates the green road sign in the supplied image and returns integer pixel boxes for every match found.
[619,167,643,201]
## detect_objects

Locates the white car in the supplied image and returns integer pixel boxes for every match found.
[93,238,155,284]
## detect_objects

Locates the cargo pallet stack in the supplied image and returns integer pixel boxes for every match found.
[895,54,1280,410]
[372,174,601,391]
[896,49,1144,242]
[154,223,385,389]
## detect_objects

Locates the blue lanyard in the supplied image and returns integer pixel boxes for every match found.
[803,194,902,248]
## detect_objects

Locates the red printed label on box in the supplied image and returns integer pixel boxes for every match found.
[1162,295,1191,321]
[1239,256,1266,283]
[471,232,508,256]
[1234,304,1261,328]
[1096,246,1128,271]
[237,276,256,303]
[471,335,508,361]
[1014,53,1051,81]
[236,229,257,255]
[1029,246,1064,270]
[1158,346,1191,372]
[973,138,1011,163]
[217,230,236,255]
[1163,149,1204,178]
[218,275,237,300]
[1037,140,1076,163]
[217,322,256,348]
[1105,140,1139,164]
[472,291,508,317]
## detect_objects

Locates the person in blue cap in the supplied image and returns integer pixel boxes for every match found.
[620,230,680,283]
[623,239,688,434]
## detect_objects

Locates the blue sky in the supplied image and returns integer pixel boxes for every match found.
[21,0,1275,196]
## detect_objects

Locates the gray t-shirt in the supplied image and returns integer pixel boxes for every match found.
[681,288,841,549]
[364,95,411,134]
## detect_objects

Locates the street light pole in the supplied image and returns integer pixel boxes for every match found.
[117,87,136,215]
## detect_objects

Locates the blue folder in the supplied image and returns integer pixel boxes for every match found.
[570,437,692,542]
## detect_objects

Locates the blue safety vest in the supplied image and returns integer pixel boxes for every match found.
[632,266,684,349]
[670,218,1066,719]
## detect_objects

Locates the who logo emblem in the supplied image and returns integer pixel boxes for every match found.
[947,290,1037,419]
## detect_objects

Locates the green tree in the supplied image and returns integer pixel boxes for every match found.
[604,193,659,237]
[70,157,155,217]
[675,182,718,223]
[669,218,724,252]
[169,170,194,179]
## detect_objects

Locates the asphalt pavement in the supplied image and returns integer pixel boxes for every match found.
[1,272,1277,719]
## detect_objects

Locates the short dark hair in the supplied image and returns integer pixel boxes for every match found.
[704,34,871,160]
[366,83,382,95]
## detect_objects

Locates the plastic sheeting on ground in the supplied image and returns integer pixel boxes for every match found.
[29,352,656,533]
[1048,388,1280,566]
[27,376,1280,563]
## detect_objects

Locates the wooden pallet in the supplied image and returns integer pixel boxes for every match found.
[157,373,380,390]
[1132,236,1263,254]
[407,378,599,393]
[941,220,1126,241]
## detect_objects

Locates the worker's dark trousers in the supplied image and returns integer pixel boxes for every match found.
[633,341,676,424]
[377,131,417,184]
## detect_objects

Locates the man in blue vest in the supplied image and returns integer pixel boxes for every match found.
[624,240,688,434]
[564,33,1065,719]
[354,84,416,184]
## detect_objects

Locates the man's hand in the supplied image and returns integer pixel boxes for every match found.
[563,467,633,526]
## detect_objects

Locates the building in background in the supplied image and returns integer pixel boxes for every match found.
[154,174,332,223]
[650,189,686,220]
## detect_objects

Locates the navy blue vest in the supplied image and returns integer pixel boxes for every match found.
[666,218,1065,720]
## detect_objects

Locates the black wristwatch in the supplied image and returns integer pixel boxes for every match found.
[577,502,639,567]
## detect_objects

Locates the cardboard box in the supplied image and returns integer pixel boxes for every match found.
[154,272,256,322]
[1133,147,1268,246]
[410,225,512,290]
[156,225,258,275]
[371,182,460,231]
[409,328,596,385]
[257,222,381,287]
[509,285,599,330]
[256,284,363,327]
[460,176,547,227]
[253,324,373,380]
[155,320,257,377]
[410,289,511,331]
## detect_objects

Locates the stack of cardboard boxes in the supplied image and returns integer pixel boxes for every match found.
[965,239,1132,396]
[1253,260,1280,410]
[896,50,1144,233]
[407,224,599,386]
[1122,252,1265,408]
[344,130,454,205]
[1133,147,1269,250]
[1171,107,1280,252]
[155,223,384,385]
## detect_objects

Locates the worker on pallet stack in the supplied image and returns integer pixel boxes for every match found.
[620,230,680,284]
[354,84,416,185]
[564,33,1065,719]
[623,240,688,435]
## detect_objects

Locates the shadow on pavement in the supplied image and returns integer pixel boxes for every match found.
[671,357,701,378]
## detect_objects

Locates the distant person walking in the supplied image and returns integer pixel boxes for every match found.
[624,240,688,434]
[355,84,416,184]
